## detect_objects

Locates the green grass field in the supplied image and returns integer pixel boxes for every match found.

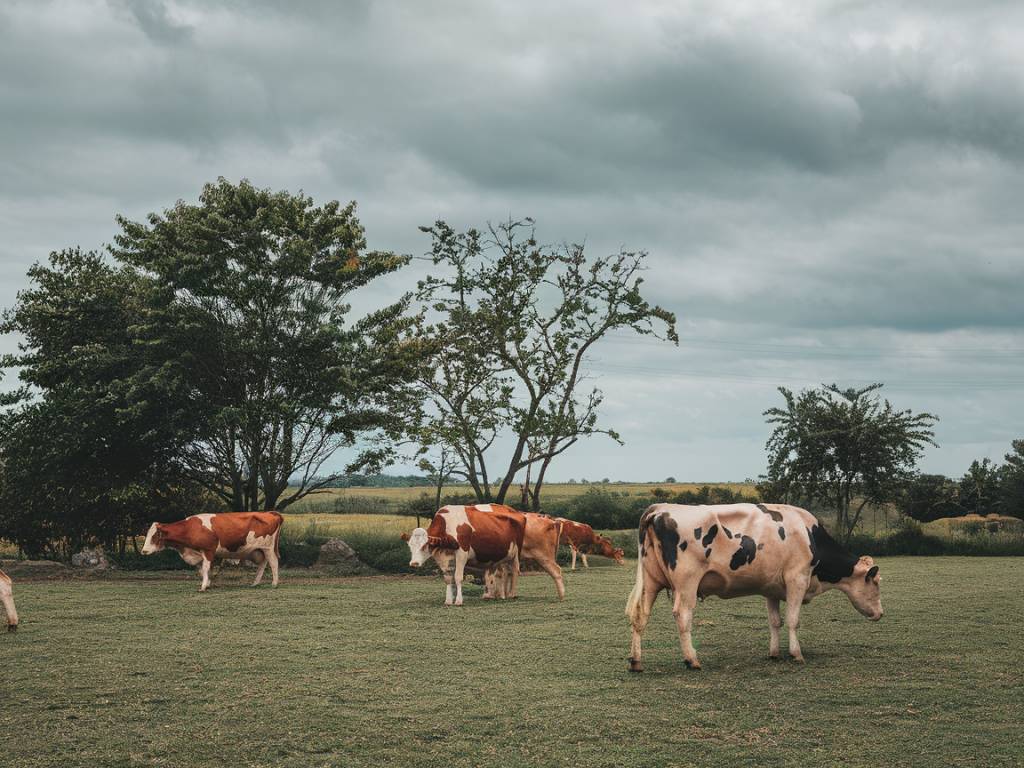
[2,557,1022,767]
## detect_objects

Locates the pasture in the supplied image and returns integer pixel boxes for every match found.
[2,558,1022,767]
[287,481,758,514]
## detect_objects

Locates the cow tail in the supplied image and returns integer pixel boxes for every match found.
[553,519,564,561]
[625,554,646,627]
[626,513,654,628]
[274,514,282,559]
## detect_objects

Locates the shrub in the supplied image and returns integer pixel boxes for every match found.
[547,489,642,530]
[342,531,437,575]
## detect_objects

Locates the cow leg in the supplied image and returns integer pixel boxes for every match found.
[482,568,495,599]
[581,553,589,569]
[628,569,661,672]
[0,581,17,632]
[442,569,455,606]
[497,565,510,599]
[508,552,520,599]
[766,598,783,659]
[251,550,267,586]
[672,583,701,670]
[537,557,565,600]
[265,547,280,587]
[785,575,810,662]
[198,555,213,592]
[453,552,467,606]
[570,546,578,570]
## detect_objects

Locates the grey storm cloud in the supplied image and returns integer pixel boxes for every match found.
[0,0,1021,480]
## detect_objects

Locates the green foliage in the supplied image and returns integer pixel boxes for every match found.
[341,530,432,574]
[110,177,426,512]
[1,180,426,554]
[958,458,1003,516]
[0,248,209,556]
[897,473,962,523]
[317,473,436,488]
[412,217,677,508]
[1000,439,1024,519]
[548,484,758,531]
[549,488,638,529]
[762,383,938,542]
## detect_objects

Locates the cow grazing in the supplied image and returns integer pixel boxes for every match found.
[403,504,525,606]
[141,512,283,592]
[0,569,18,632]
[557,519,625,569]
[483,511,566,600]
[626,503,882,671]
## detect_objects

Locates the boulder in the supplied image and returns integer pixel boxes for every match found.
[315,538,374,575]
[71,547,111,570]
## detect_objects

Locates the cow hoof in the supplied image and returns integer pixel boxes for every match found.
[482,595,494,600]
[684,659,702,670]
[769,652,781,660]
[454,601,464,607]
[790,655,805,664]
[7,624,16,633]
[628,658,643,673]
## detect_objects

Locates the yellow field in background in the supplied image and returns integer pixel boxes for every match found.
[287,481,758,512]
[282,513,413,538]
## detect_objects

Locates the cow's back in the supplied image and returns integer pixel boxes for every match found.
[465,505,525,562]
[522,512,561,560]
[558,519,594,548]
[641,503,815,597]
[209,511,283,552]
[430,504,525,564]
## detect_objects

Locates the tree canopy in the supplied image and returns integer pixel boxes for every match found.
[1,179,425,553]
[761,383,938,541]
[110,178,425,511]
[412,217,677,508]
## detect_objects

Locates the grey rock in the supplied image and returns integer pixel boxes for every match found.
[71,547,111,570]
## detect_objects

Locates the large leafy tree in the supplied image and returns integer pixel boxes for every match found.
[958,458,1002,517]
[0,249,206,556]
[762,383,938,541]
[896,473,962,523]
[413,218,677,508]
[111,178,424,511]
[2,180,425,556]
[1000,439,1024,519]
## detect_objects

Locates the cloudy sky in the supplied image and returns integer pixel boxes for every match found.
[2,0,1022,482]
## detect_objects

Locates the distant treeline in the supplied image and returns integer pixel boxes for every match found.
[314,474,443,488]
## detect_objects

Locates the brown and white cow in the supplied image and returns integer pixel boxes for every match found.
[556,519,625,570]
[0,569,18,632]
[484,511,566,600]
[626,503,883,671]
[141,511,283,592]
[403,504,525,606]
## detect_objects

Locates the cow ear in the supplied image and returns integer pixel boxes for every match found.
[866,565,879,583]
[400,532,410,542]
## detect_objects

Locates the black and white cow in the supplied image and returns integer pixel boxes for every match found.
[626,502,882,671]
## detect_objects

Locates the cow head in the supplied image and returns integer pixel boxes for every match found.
[838,556,883,620]
[141,523,166,555]
[596,535,625,565]
[402,528,431,567]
